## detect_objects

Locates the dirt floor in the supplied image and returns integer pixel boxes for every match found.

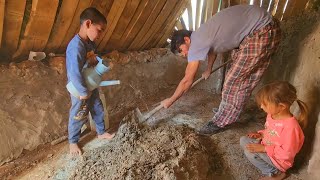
[1,89,309,180]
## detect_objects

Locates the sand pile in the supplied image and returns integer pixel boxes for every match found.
[71,111,211,180]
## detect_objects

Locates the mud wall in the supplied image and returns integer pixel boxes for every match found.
[262,11,320,178]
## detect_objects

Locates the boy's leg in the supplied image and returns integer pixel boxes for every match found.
[68,95,88,155]
[240,136,280,176]
[88,89,114,139]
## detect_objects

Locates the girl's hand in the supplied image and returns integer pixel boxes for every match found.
[247,132,262,139]
[246,143,265,153]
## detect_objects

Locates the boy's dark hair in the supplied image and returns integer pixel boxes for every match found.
[170,29,192,54]
[80,7,107,25]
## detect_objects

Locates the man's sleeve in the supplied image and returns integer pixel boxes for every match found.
[188,45,210,62]
[66,45,88,96]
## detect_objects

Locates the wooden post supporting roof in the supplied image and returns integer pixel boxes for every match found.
[195,0,202,29]
[13,0,59,59]
[0,0,5,48]
[187,1,193,30]
[201,0,208,24]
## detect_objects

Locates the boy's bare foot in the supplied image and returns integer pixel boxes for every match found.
[98,132,115,140]
[259,172,286,180]
[69,143,82,156]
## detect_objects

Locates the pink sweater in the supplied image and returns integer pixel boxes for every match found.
[258,114,304,172]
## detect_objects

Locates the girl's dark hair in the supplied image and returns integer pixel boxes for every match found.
[80,7,107,25]
[255,81,308,128]
[170,30,193,54]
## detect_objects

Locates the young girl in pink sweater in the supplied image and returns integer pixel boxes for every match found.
[240,81,308,180]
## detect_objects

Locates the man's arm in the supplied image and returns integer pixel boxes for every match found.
[202,49,217,79]
[162,61,199,108]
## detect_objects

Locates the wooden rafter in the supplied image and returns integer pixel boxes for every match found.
[13,0,59,59]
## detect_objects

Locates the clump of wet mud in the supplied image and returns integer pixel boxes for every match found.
[71,111,212,180]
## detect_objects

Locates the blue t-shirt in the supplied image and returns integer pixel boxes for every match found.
[66,34,96,96]
[188,5,272,62]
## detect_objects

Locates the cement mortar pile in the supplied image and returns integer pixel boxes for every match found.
[71,111,211,179]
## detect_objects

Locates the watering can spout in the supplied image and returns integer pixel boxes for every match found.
[99,80,120,86]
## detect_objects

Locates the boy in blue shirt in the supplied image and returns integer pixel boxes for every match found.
[66,7,114,156]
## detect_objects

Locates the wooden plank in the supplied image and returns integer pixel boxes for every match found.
[291,0,309,15]
[176,20,183,30]
[213,0,220,15]
[240,0,250,4]
[201,0,208,24]
[91,0,114,14]
[13,0,59,59]
[45,0,80,53]
[195,0,201,29]
[97,0,128,51]
[105,0,140,50]
[126,0,167,50]
[148,0,188,48]
[230,0,241,6]
[117,0,159,51]
[221,0,230,8]
[271,0,280,16]
[207,0,213,19]
[58,0,93,52]
[138,0,180,50]
[274,0,287,19]
[0,0,5,48]
[180,17,187,29]
[187,1,193,30]
[156,1,189,47]
[251,0,261,6]
[99,88,110,130]
[1,0,26,53]
[260,0,270,10]
[267,0,276,12]
[282,0,295,19]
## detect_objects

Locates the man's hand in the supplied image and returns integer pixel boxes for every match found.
[246,143,265,153]
[79,91,92,100]
[87,55,98,67]
[202,69,211,80]
[247,132,262,139]
[161,98,174,108]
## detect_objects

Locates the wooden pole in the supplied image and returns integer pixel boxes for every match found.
[187,1,193,30]
[0,0,5,48]
[207,0,213,19]
[195,0,202,29]
[201,0,208,24]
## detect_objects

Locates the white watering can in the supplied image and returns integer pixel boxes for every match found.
[67,56,120,98]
